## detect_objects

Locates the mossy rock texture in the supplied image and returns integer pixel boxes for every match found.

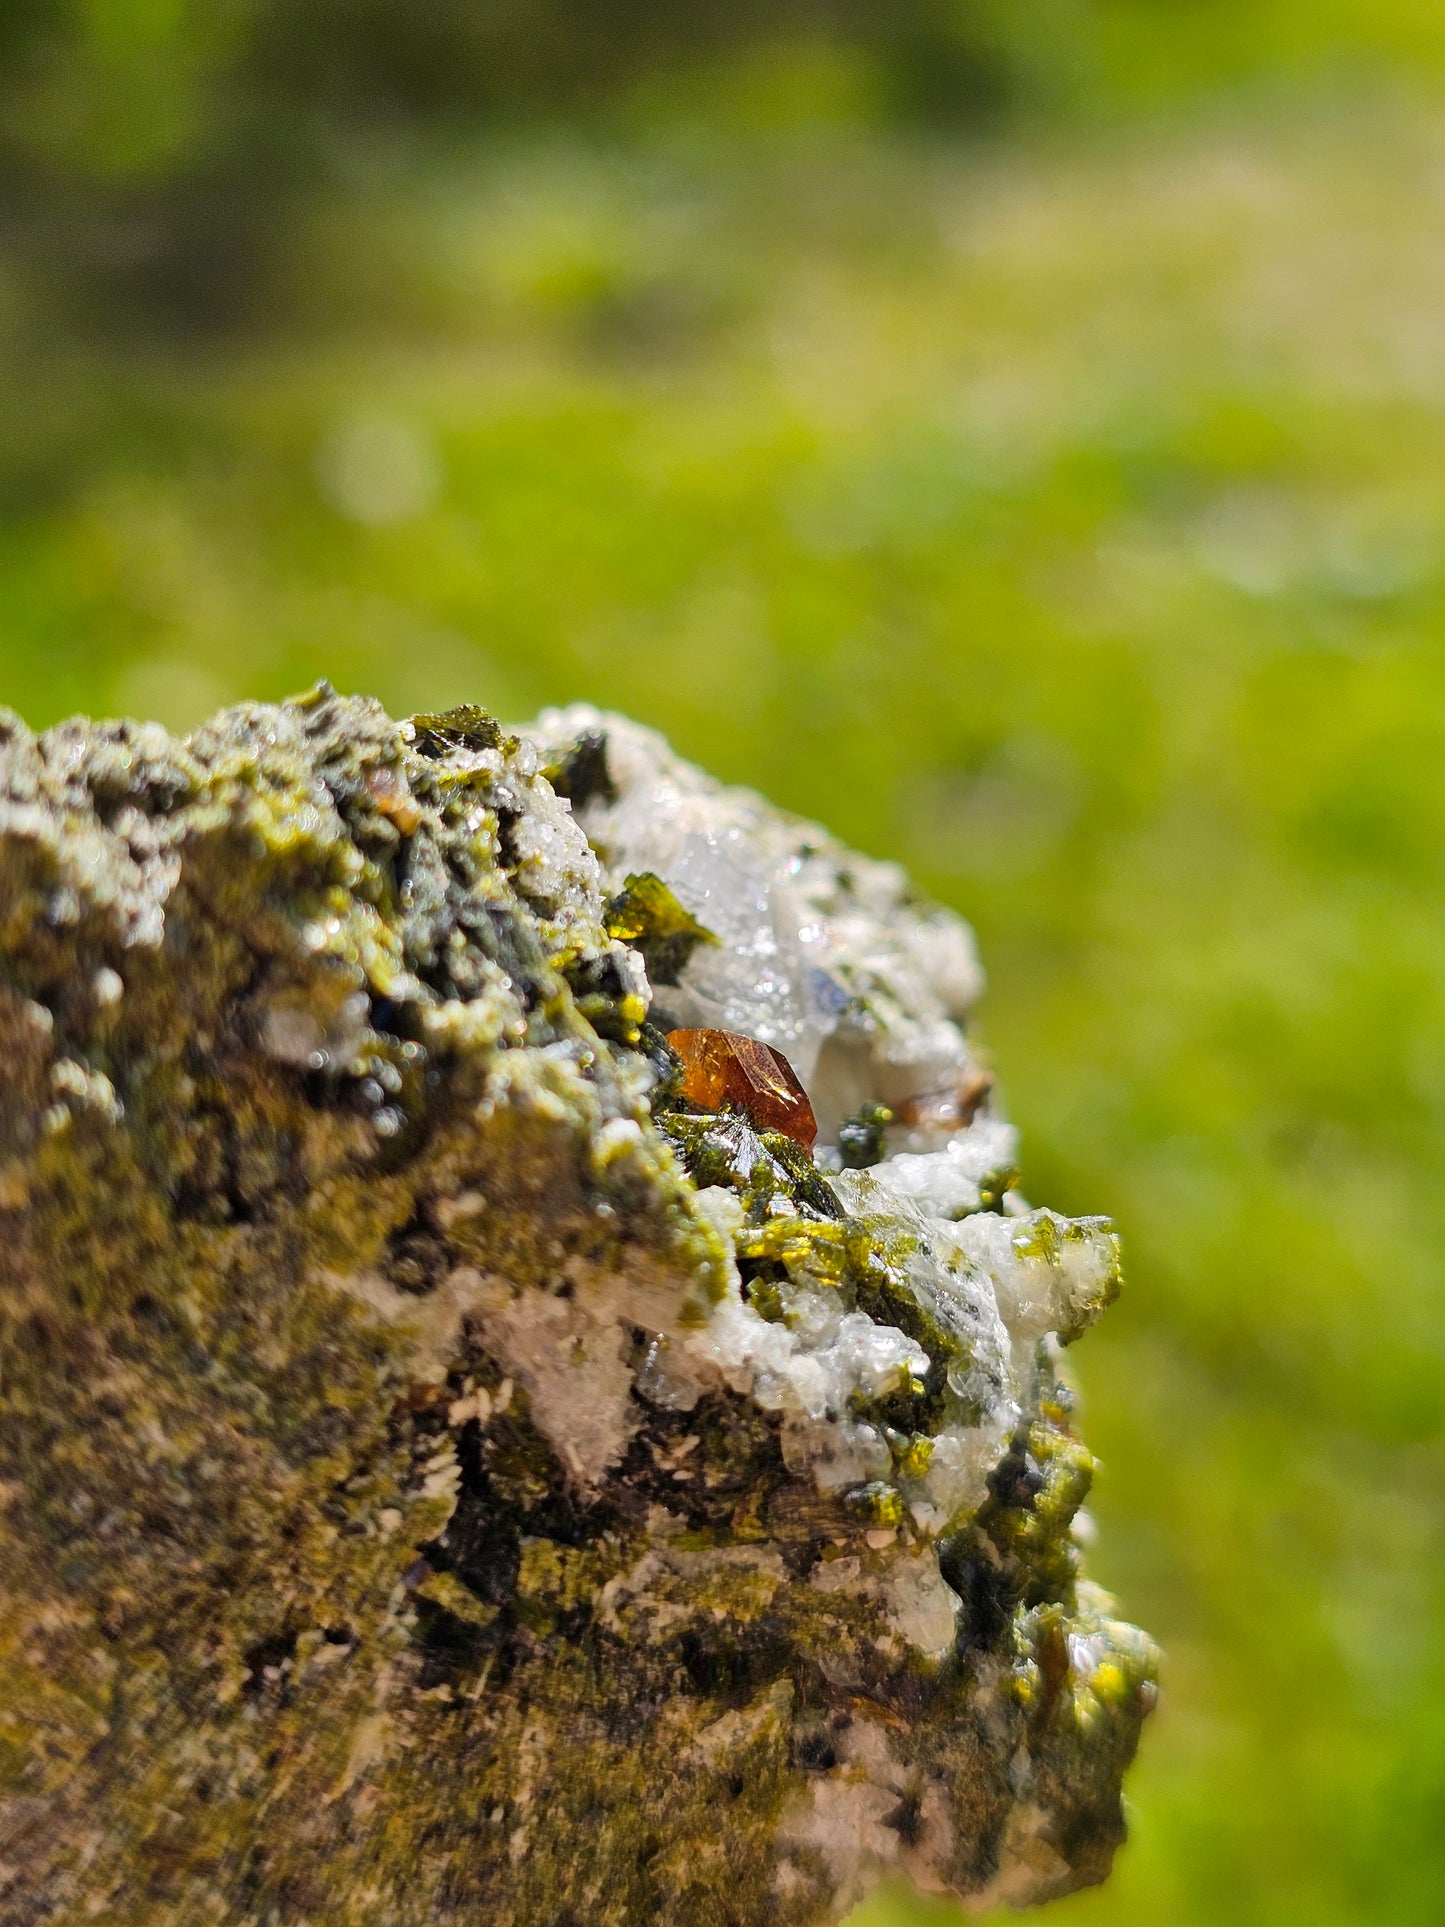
[0,688,1155,1926]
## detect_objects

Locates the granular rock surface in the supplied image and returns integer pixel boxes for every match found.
[0,688,1156,1926]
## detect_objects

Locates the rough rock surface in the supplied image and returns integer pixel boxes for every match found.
[0,688,1156,1927]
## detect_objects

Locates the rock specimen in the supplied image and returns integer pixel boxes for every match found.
[0,688,1155,1927]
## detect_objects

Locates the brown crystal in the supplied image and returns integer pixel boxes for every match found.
[666,1027,818,1150]
[893,1067,994,1132]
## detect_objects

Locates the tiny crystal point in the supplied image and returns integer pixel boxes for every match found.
[666,1027,818,1150]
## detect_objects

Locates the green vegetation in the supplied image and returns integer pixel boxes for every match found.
[2,5,1444,1924]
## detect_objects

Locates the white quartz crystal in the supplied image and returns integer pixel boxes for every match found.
[864,1115,1020,1218]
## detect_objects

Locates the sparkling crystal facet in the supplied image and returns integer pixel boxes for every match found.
[666,1027,818,1150]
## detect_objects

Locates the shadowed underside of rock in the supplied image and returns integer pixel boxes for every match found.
[0,687,1155,1927]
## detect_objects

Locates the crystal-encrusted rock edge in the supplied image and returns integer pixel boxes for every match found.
[0,688,1156,1927]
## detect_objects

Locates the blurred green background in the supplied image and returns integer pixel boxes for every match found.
[4,5,1444,1924]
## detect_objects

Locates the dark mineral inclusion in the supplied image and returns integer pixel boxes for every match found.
[0,687,1156,1926]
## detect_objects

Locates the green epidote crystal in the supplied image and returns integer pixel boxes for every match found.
[0,689,1155,1926]
[604,868,719,986]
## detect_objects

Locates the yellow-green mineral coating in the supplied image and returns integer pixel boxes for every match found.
[0,688,1155,1927]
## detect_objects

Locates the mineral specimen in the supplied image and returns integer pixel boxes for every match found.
[668,1027,819,1149]
[0,687,1155,1927]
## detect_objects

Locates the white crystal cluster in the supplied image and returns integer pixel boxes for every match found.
[531,706,986,1142]
[521,710,1120,1567]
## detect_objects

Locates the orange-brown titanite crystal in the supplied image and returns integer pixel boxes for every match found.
[666,1028,818,1151]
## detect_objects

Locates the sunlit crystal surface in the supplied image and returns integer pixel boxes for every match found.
[667,1026,819,1149]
